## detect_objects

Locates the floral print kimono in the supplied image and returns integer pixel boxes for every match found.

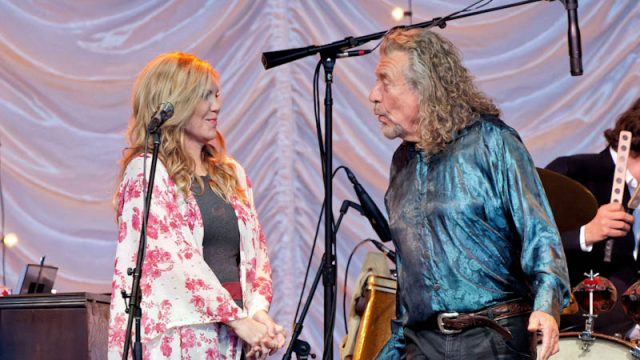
[108,156,272,359]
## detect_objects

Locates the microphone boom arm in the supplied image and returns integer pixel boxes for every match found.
[261,0,550,70]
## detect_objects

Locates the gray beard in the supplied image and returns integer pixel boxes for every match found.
[392,123,405,138]
[383,123,405,140]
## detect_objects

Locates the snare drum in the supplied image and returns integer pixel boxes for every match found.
[537,332,633,359]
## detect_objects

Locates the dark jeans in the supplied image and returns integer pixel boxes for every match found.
[403,314,536,360]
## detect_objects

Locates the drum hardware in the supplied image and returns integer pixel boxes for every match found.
[577,270,602,351]
[578,270,599,351]
[573,271,617,316]
[577,330,596,352]
[622,281,640,358]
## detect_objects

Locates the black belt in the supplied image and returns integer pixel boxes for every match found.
[427,301,532,341]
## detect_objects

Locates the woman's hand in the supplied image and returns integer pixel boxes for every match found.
[252,310,287,354]
[226,317,268,350]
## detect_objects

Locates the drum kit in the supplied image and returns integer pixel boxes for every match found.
[536,131,640,358]
[547,268,640,359]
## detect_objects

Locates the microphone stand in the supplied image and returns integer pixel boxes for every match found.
[262,1,556,358]
[320,54,337,359]
[283,254,325,360]
[284,198,363,360]
[121,129,162,360]
[284,56,338,359]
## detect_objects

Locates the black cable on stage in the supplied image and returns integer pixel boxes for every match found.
[313,59,325,180]
[300,59,334,325]
[341,239,370,334]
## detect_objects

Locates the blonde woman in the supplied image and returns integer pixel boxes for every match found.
[108,52,285,359]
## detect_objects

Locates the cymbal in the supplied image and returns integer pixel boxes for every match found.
[536,168,598,233]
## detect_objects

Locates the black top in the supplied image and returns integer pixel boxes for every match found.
[191,176,242,308]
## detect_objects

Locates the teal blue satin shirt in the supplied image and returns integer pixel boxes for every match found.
[382,116,569,342]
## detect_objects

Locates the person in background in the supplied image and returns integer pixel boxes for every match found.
[370,28,570,360]
[108,52,285,359]
[546,97,640,338]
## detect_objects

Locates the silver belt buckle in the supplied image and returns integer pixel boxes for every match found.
[437,312,461,334]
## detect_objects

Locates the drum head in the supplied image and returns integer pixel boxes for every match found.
[537,332,633,359]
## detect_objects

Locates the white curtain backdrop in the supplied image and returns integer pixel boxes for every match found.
[1,0,639,357]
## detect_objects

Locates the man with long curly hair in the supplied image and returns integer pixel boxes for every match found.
[369,28,570,360]
[546,97,640,338]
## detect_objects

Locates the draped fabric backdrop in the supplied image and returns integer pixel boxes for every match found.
[1,0,639,357]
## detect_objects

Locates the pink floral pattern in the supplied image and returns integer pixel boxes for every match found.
[108,156,272,359]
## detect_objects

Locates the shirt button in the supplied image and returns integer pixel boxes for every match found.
[433,283,441,291]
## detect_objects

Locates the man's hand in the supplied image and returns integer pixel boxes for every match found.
[528,311,559,360]
[584,203,633,246]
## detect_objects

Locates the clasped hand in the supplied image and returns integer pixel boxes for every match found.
[228,310,286,359]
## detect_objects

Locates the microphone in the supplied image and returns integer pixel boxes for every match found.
[261,45,318,70]
[340,200,364,216]
[339,201,396,262]
[336,49,372,58]
[344,167,392,243]
[147,102,175,134]
[563,0,583,76]
[369,239,396,263]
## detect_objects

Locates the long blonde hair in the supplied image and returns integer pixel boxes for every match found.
[381,29,500,155]
[116,52,245,205]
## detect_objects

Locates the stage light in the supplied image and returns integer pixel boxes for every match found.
[391,1,413,24]
[391,7,405,21]
[2,232,19,289]
[3,232,17,248]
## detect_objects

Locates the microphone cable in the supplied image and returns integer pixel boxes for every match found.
[290,166,347,359]
[341,238,395,335]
